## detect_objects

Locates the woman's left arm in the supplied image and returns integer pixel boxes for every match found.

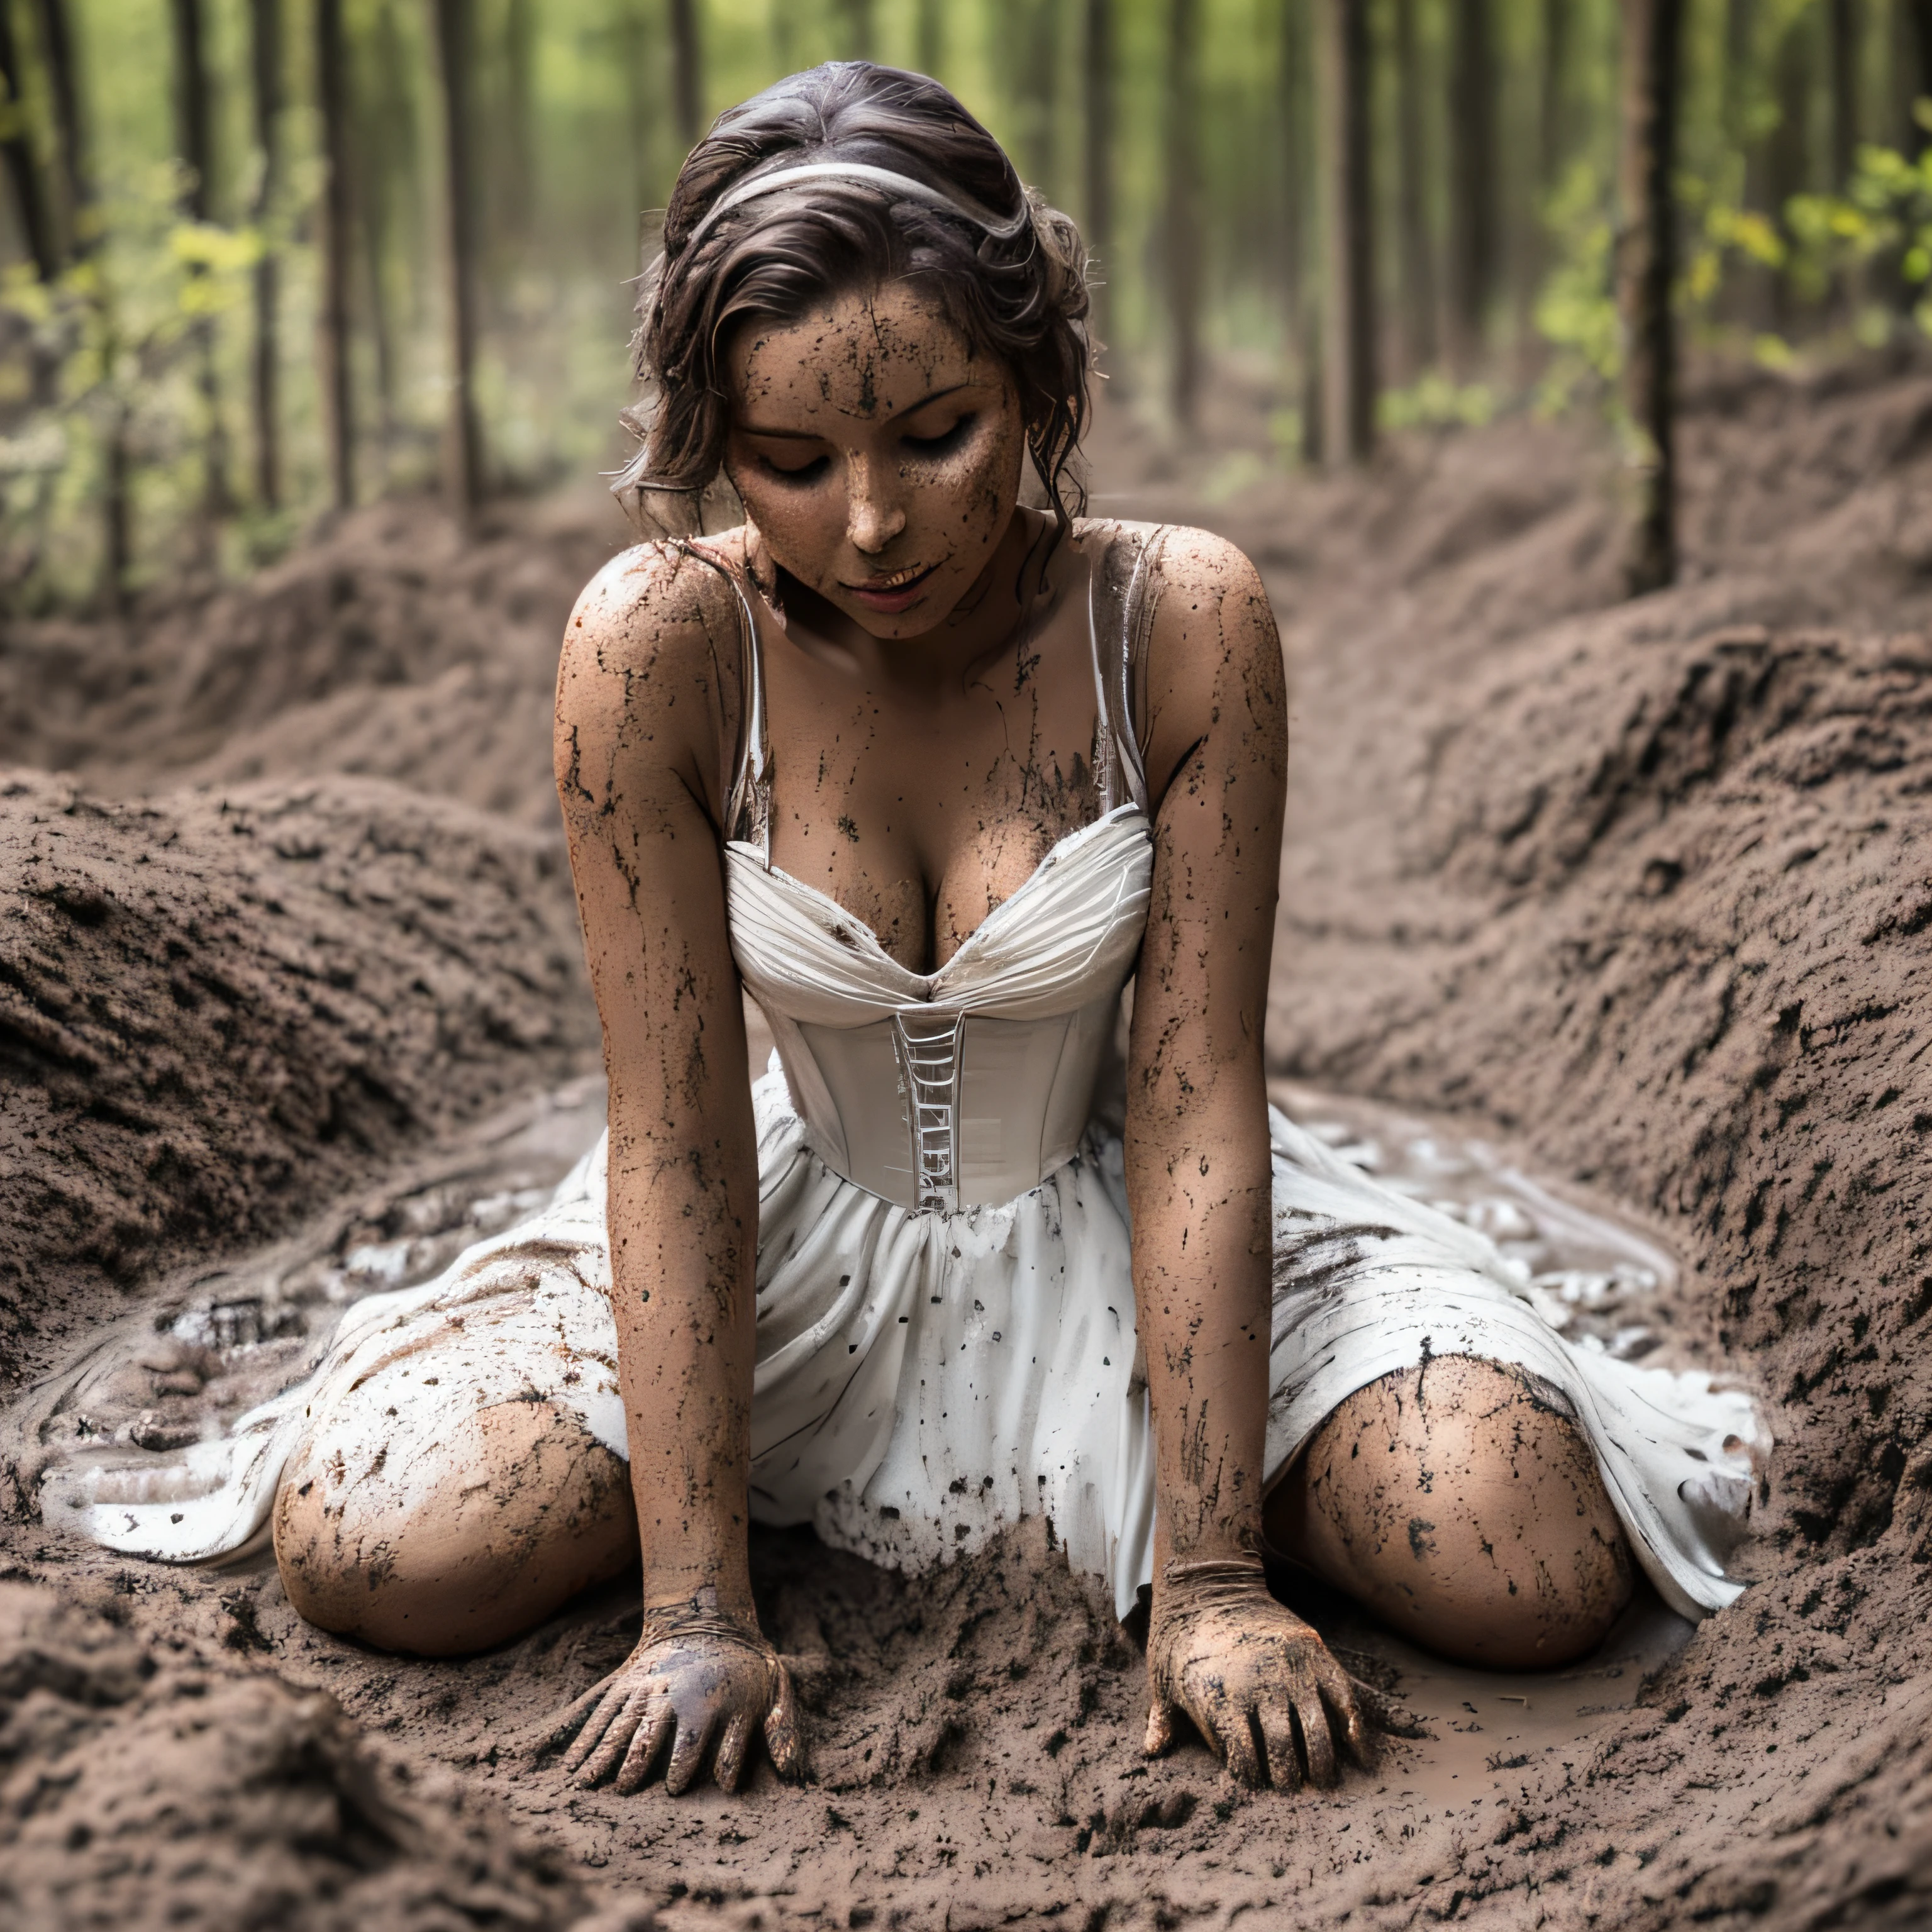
[1126,530,1367,1790]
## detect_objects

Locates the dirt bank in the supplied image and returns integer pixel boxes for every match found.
[0,1578,651,1931]
[0,774,596,1390]
[3,356,1932,1928]
[0,492,624,828]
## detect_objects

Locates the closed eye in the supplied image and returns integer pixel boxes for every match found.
[902,413,976,458]
[762,452,830,484]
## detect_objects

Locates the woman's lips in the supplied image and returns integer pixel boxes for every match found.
[845,561,940,613]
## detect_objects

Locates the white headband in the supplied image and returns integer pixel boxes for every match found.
[680,160,1028,255]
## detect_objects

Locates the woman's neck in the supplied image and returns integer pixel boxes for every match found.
[765,508,1058,697]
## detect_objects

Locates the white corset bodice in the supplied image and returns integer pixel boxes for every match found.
[706,521,1169,1213]
[726,806,1151,1211]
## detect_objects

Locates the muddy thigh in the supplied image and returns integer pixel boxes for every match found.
[1263,1355,1633,1668]
[272,1388,638,1657]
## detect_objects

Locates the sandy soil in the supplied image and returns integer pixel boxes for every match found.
[4,353,1932,1928]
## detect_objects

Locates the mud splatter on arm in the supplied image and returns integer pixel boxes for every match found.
[554,542,760,1619]
[1123,533,1363,1792]
[1124,530,1288,1572]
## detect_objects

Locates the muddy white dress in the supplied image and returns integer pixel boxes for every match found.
[66,525,1765,1624]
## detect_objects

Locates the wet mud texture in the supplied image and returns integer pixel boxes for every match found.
[0,774,596,1392]
[0,1579,649,1931]
[5,353,1932,1926]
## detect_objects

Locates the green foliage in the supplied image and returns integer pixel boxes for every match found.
[0,0,1921,605]
[1531,157,1619,417]
[1379,373,1496,433]
[1782,113,1932,333]
[0,155,271,605]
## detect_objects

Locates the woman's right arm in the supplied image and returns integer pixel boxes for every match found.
[545,543,801,1796]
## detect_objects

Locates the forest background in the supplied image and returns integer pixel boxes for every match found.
[4,0,1932,611]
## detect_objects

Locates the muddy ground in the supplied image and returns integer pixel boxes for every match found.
[3,353,1932,1929]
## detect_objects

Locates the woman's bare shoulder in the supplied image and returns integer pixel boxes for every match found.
[1133,522,1285,796]
[1072,516,1262,591]
[1151,524,1267,604]
[563,533,751,682]
[1138,525,1277,692]
[555,535,754,819]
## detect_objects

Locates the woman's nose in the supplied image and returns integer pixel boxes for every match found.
[845,458,907,555]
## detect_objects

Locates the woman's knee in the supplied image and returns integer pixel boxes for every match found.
[273,1395,637,1657]
[1267,1355,1633,1668]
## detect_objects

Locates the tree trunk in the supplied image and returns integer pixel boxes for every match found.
[1082,0,1114,349]
[1535,0,1572,363]
[1394,0,1436,376]
[1164,0,1203,431]
[1767,10,1810,330]
[1541,0,1572,186]
[916,0,943,78]
[1723,0,1777,331]
[1827,0,1864,318]
[316,0,355,511]
[1828,0,1856,187]
[104,396,131,613]
[32,0,118,596]
[670,0,701,155]
[1723,0,1753,146]
[1007,0,1058,190]
[1447,0,1498,372]
[248,0,282,511]
[618,0,653,226]
[0,4,56,280]
[1899,1,1932,321]
[1907,1,1932,147]
[1278,0,1318,458]
[352,0,412,460]
[170,0,212,219]
[433,0,482,520]
[1618,0,1682,597]
[1316,0,1375,462]
[503,0,534,242]
[170,0,230,531]
[33,0,90,260]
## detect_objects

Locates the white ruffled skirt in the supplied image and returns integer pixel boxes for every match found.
[64,1069,1765,1624]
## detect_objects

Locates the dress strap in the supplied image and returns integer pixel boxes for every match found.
[1087,523,1167,816]
[669,538,772,858]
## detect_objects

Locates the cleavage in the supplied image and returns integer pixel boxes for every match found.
[762,677,1102,975]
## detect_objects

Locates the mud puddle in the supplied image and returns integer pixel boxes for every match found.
[1271,1079,1698,1369]
[1342,1585,1694,1809]
[13,1075,609,1528]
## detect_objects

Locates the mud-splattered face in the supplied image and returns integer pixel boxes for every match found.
[721,284,1027,640]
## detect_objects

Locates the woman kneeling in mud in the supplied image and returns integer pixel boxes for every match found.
[99,62,1760,1797]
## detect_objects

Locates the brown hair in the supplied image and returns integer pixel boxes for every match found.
[616,63,1094,543]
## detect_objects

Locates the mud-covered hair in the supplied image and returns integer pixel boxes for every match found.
[616,62,1094,543]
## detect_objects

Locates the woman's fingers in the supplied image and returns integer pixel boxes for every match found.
[713,1709,755,1792]
[663,1703,721,1796]
[550,1672,619,1765]
[553,1635,811,1797]
[1257,1698,1303,1792]
[578,1687,650,1787]
[558,1684,628,1777]
[1291,1682,1339,1788]
[614,1698,677,1794]
[1323,1665,1374,1770]
[1220,1705,1265,1789]
[765,1662,806,1782]
[1143,1692,1177,1758]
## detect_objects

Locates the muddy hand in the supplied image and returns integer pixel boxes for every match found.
[1144,1555,1368,1790]
[547,1598,805,1795]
